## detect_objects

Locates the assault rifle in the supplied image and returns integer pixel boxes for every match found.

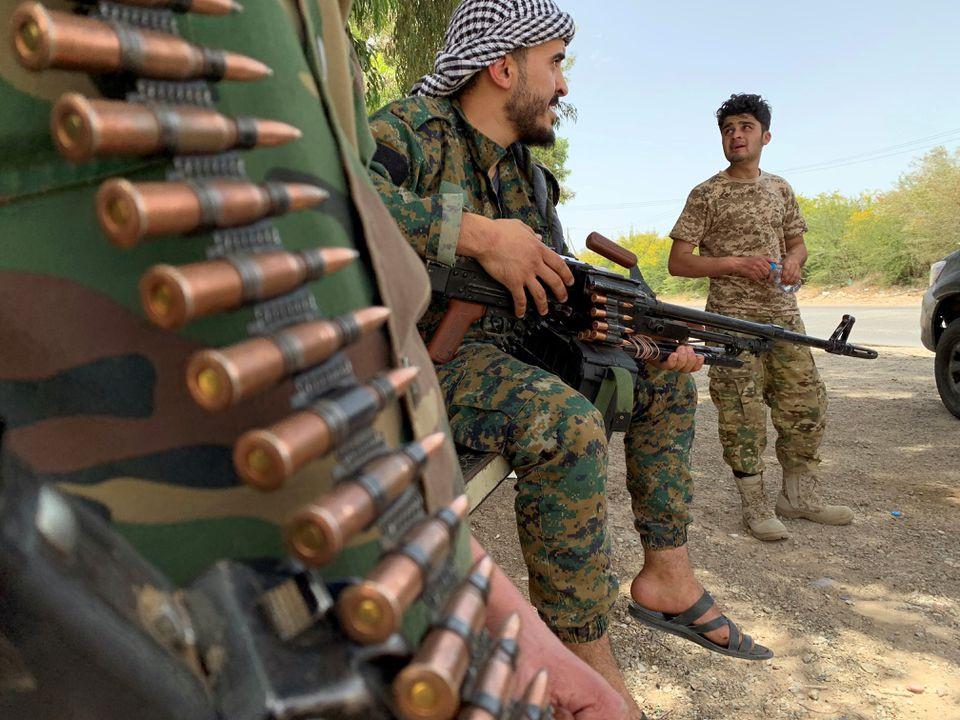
[426,232,877,435]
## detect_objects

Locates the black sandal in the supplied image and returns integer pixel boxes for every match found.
[627,590,773,660]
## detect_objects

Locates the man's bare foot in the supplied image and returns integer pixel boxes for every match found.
[629,544,730,647]
[562,634,646,720]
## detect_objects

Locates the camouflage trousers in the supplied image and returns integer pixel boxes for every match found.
[707,313,827,477]
[436,342,696,642]
[626,363,697,550]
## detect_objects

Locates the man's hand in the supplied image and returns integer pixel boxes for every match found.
[459,213,573,317]
[729,255,774,282]
[470,538,633,720]
[647,342,704,373]
[780,256,803,285]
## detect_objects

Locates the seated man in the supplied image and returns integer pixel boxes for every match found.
[368,0,772,715]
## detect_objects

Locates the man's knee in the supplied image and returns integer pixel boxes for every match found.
[512,380,608,466]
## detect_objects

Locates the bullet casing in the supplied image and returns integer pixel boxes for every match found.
[460,615,520,720]
[512,668,550,720]
[139,247,357,329]
[234,368,419,491]
[187,307,389,411]
[286,436,437,566]
[96,178,327,247]
[393,557,493,720]
[51,94,300,162]
[11,2,269,80]
[337,496,468,644]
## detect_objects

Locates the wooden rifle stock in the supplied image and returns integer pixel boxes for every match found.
[427,299,488,364]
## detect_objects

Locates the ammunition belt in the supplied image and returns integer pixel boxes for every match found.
[8,1,553,718]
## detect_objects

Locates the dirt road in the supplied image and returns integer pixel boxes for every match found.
[471,331,960,719]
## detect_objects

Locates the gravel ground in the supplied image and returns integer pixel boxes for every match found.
[471,343,960,720]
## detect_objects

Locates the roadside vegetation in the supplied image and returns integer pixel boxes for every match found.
[581,147,960,295]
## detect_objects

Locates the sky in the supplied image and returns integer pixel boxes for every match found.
[555,0,960,253]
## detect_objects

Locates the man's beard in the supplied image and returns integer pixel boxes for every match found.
[505,82,557,147]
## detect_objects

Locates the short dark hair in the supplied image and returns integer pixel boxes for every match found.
[716,94,772,132]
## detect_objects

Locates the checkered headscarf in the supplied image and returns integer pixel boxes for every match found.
[412,0,575,97]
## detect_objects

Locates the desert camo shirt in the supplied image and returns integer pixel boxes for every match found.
[670,170,808,317]
[368,96,563,342]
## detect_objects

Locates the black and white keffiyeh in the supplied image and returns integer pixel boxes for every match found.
[412,0,575,97]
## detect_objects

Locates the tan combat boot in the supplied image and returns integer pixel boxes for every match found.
[733,473,789,541]
[776,471,854,525]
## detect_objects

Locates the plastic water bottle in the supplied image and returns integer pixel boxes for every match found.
[769,262,802,293]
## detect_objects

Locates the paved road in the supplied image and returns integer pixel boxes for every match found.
[795,305,923,348]
[670,302,926,348]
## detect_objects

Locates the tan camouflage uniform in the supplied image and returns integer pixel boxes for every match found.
[670,171,827,477]
[370,96,698,642]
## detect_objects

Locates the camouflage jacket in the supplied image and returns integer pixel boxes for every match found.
[368,96,566,342]
[0,0,461,606]
[670,170,808,317]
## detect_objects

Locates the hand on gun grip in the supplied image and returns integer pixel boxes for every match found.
[477,219,573,317]
[649,342,704,374]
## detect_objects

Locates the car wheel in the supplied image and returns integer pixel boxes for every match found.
[934,319,960,418]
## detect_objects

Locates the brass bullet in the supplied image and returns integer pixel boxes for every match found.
[139,247,357,329]
[51,93,300,162]
[592,321,609,332]
[187,306,390,411]
[96,178,327,248]
[234,367,420,491]
[286,432,446,566]
[336,495,470,645]
[458,613,521,720]
[11,2,270,81]
[393,556,494,720]
[511,668,551,720]
[588,307,633,323]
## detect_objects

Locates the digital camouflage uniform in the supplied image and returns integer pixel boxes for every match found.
[369,95,698,642]
[0,0,464,663]
[670,170,827,477]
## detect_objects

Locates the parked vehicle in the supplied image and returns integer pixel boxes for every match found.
[920,250,960,418]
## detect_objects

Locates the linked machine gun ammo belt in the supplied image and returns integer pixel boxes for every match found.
[426,232,877,437]
[2,3,551,719]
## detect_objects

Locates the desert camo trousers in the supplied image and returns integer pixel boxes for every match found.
[707,312,827,477]
[436,342,697,643]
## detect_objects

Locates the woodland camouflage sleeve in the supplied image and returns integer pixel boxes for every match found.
[368,113,463,266]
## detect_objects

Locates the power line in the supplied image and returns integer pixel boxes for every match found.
[777,128,960,175]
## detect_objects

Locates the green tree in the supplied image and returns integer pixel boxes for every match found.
[579,231,708,297]
[350,0,459,111]
[883,146,960,264]
[798,192,869,285]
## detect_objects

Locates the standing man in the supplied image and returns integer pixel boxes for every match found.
[368,3,772,715]
[669,93,854,542]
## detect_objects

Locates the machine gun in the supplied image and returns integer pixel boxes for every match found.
[426,232,877,435]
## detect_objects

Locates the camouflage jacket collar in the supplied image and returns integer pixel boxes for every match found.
[446,99,511,177]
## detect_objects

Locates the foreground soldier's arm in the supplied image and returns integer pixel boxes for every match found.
[470,539,630,720]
